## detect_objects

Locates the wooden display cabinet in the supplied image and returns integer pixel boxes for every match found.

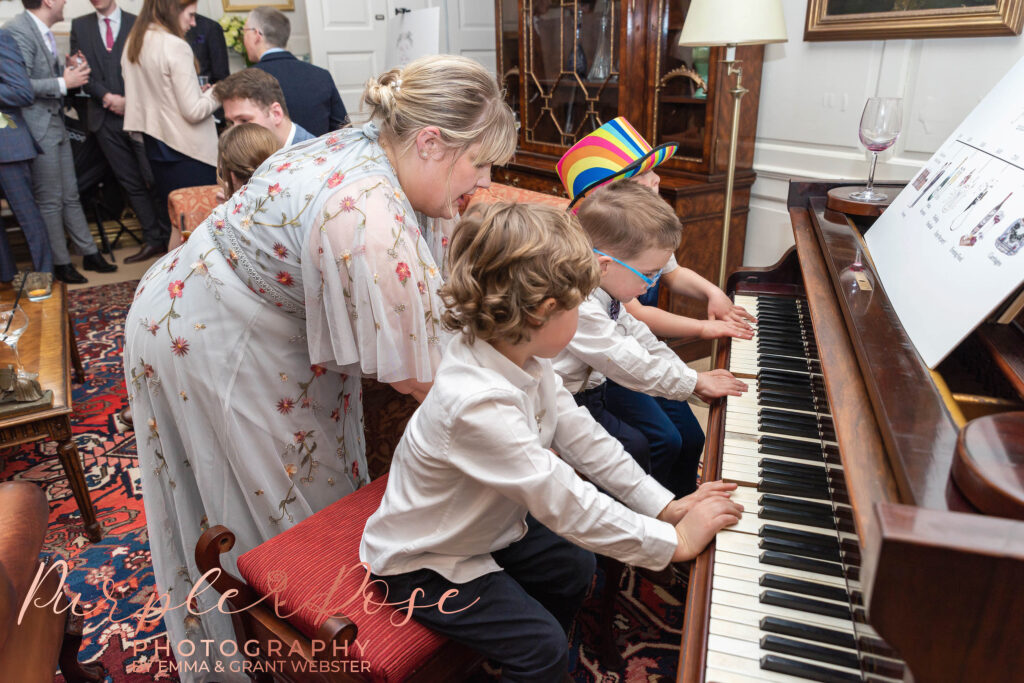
[494,0,765,360]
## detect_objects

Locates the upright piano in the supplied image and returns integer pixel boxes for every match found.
[678,180,1024,683]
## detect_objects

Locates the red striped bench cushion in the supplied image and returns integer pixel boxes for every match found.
[236,474,448,681]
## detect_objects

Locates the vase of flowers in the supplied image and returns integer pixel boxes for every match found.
[219,14,251,66]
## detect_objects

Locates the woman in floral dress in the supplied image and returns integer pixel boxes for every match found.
[123,55,516,680]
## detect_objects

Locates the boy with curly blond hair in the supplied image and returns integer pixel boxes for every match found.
[360,201,741,681]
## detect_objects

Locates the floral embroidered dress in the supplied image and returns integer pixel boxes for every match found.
[123,123,448,681]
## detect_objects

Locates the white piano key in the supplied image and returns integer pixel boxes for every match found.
[707,650,845,683]
[723,450,830,471]
[713,555,853,591]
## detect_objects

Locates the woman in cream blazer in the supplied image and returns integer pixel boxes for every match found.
[123,0,219,248]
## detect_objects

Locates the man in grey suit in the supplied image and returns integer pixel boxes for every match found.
[71,0,169,265]
[4,0,116,284]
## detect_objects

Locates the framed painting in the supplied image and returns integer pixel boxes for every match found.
[222,0,295,11]
[804,0,1024,41]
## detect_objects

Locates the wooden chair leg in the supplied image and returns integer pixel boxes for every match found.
[58,611,105,683]
[597,557,625,670]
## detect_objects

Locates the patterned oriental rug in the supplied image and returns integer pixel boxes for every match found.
[3,280,689,683]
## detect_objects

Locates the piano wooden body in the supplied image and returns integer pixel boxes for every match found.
[678,180,1024,683]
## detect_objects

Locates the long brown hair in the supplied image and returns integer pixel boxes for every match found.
[125,0,193,64]
[217,123,281,196]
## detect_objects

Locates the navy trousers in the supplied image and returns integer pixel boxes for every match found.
[604,381,705,497]
[0,160,52,281]
[372,516,595,682]
[573,383,651,473]
[144,135,216,246]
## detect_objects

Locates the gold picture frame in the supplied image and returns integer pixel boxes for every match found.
[222,0,295,11]
[804,0,1024,41]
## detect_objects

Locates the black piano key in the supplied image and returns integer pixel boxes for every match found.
[758,437,824,461]
[758,418,820,440]
[759,616,857,650]
[759,573,850,603]
[760,550,845,577]
[757,385,814,402]
[761,654,862,683]
[760,527,840,557]
[760,458,829,478]
[759,357,810,373]
[758,466,829,489]
[760,635,861,671]
[760,590,851,620]
[760,536,841,563]
[761,408,818,425]
[760,494,834,517]
[760,505,837,530]
[758,477,831,502]
[757,394,816,411]
[760,524,839,549]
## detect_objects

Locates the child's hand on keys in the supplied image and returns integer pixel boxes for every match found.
[657,480,738,525]
[708,290,757,327]
[699,318,755,341]
[694,369,748,402]
[671,496,743,563]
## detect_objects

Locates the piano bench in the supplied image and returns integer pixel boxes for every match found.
[195,474,484,682]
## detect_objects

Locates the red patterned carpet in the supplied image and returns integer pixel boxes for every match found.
[3,280,689,682]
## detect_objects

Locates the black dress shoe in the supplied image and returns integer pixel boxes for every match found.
[123,243,168,265]
[82,252,117,273]
[54,263,88,284]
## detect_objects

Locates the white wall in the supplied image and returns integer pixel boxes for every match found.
[747,0,1024,266]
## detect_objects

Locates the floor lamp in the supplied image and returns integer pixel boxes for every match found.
[677,0,787,361]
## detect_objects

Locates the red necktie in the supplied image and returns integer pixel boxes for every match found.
[104,18,114,51]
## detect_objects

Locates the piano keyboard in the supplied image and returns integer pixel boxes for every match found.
[704,295,905,683]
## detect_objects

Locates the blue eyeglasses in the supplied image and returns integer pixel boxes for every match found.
[592,249,662,289]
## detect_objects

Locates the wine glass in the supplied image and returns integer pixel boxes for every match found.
[0,305,28,372]
[849,97,903,202]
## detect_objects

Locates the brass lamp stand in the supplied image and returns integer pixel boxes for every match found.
[711,51,748,363]
[676,0,788,365]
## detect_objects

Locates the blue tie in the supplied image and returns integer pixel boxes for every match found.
[609,299,620,320]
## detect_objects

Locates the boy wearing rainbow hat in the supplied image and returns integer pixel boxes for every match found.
[554,117,752,496]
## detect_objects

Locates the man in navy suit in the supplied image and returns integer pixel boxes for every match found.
[186,13,229,85]
[0,27,52,283]
[244,7,347,137]
[71,0,169,264]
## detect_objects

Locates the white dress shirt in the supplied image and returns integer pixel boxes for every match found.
[96,6,122,46]
[284,121,297,147]
[28,11,65,95]
[360,334,679,583]
[664,252,679,273]
[552,287,698,396]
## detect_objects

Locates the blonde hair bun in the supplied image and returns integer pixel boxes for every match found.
[362,68,402,125]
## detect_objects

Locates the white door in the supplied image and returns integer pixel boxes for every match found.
[305,1,496,115]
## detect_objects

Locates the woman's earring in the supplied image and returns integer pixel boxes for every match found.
[419,150,428,159]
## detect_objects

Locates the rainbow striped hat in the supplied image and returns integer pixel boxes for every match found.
[557,117,678,209]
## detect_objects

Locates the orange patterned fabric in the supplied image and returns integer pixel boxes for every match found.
[166,185,220,249]
[466,183,570,211]
[236,473,449,682]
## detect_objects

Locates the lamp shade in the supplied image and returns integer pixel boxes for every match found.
[677,0,788,46]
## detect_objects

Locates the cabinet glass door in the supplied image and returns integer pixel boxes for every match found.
[521,0,622,149]
[652,0,710,163]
